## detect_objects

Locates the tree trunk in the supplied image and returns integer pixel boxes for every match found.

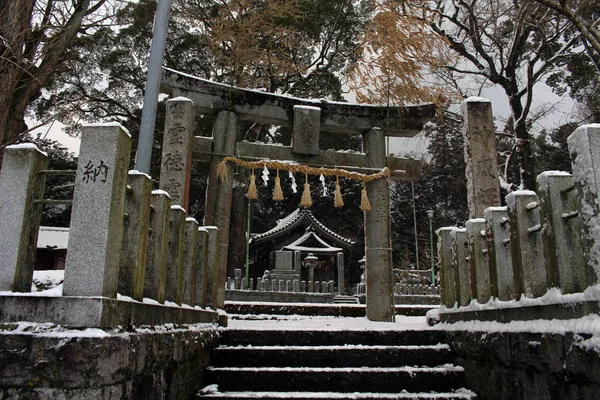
[509,97,536,190]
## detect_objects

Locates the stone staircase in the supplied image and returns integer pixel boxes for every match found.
[198,329,477,399]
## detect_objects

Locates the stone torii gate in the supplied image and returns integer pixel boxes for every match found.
[158,68,436,322]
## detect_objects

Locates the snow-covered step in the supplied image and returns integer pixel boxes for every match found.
[198,388,478,399]
[332,295,359,304]
[211,344,452,368]
[203,365,466,393]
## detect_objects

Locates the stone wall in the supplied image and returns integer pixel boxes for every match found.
[0,324,219,400]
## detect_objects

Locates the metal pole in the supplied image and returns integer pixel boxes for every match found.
[135,0,173,173]
[412,181,419,271]
[429,215,435,285]
[245,199,252,286]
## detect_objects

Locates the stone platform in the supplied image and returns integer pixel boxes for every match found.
[0,295,219,328]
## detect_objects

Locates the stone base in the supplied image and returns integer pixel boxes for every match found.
[438,300,600,323]
[0,295,220,328]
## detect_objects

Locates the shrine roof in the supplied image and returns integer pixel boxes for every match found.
[282,231,344,253]
[250,208,354,248]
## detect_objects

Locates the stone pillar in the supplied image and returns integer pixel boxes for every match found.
[166,206,186,304]
[567,124,600,285]
[181,217,199,306]
[0,144,48,292]
[537,172,587,294]
[292,105,320,155]
[462,98,501,219]
[204,226,219,309]
[506,191,547,298]
[451,228,471,307]
[204,111,239,309]
[294,251,302,272]
[308,266,315,283]
[363,127,394,322]
[195,228,209,307]
[336,252,345,295]
[466,218,491,303]
[63,123,131,298]
[144,190,171,303]
[484,207,515,301]
[437,227,457,308]
[118,172,152,301]
[159,97,195,208]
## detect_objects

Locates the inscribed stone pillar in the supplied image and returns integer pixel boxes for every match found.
[182,217,199,306]
[144,190,171,303]
[0,145,48,292]
[292,105,320,155]
[118,171,152,300]
[484,207,515,300]
[506,191,547,298]
[336,252,345,295]
[195,228,209,307]
[462,98,501,219]
[204,111,239,309]
[63,123,131,298]
[567,124,600,285]
[204,226,219,309]
[436,227,457,308]
[159,97,195,208]
[451,228,471,307]
[363,127,394,322]
[466,218,491,303]
[166,206,186,304]
[537,172,587,294]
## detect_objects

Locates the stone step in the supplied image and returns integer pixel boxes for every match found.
[199,389,478,399]
[203,365,466,393]
[219,329,448,347]
[332,295,358,304]
[225,302,435,317]
[210,344,452,368]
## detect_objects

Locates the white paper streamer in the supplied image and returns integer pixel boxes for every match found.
[289,171,297,193]
[262,165,270,186]
[319,174,327,197]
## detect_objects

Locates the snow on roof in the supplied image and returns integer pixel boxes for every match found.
[251,208,354,247]
[37,226,69,249]
[282,231,344,253]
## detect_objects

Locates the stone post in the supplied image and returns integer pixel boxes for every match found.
[118,171,152,300]
[294,251,302,272]
[436,227,457,308]
[363,127,394,322]
[144,190,171,303]
[0,144,48,292]
[484,207,515,301]
[181,217,199,306]
[451,228,471,307]
[567,124,600,285]
[537,172,587,294]
[159,97,195,208]
[166,206,186,304]
[336,252,345,295]
[63,123,131,298]
[462,98,501,219]
[195,228,209,307]
[466,218,491,303]
[292,105,320,155]
[204,226,219,309]
[204,111,239,310]
[506,191,547,298]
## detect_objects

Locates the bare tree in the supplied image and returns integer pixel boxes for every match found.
[0,0,114,159]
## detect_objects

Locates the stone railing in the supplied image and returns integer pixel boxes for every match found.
[227,275,336,294]
[437,124,600,321]
[0,123,220,327]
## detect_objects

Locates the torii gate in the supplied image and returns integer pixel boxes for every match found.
[158,68,435,322]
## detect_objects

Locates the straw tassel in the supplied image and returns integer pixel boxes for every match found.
[300,173,312,207]
[247,169,258,200]
[217,159,229,182]
[360,183,371,211]
[273,170,284,201]
[334,176,344,208]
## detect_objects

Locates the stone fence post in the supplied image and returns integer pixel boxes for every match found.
[0,144,48,292]
[466,218,490,303]
[567,124,600,285]
[144,190,171,303]
[437,227,457,308]
[63,123,131,298]
[451,228,471,306]
[484,207,515,301]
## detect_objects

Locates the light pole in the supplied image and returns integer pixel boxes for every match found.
[426,209,435,285]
